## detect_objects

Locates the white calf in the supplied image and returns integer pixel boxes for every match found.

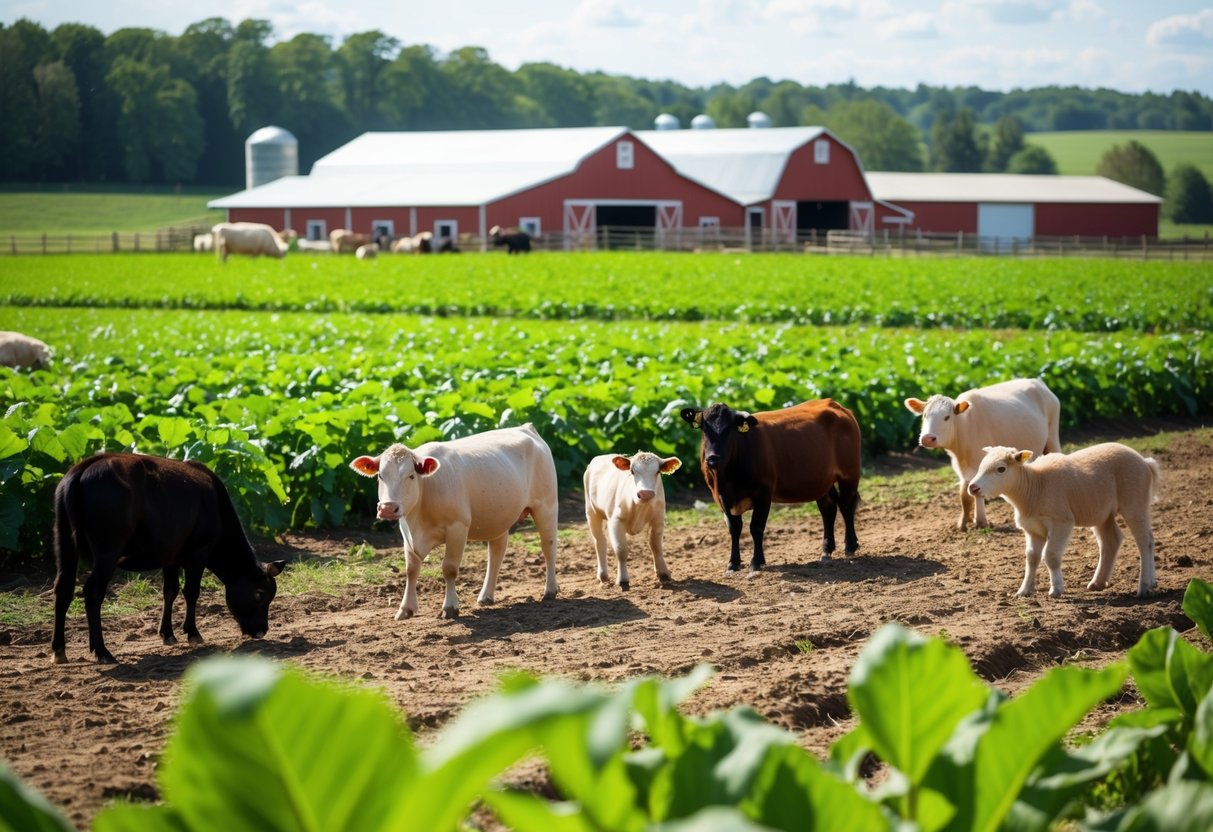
[350,424,559,619]
[583,452,681,590]
[905,378,1061,530]
[355,243,378,259]
[969,443,1160,598]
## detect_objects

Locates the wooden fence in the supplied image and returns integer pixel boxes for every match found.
[3,224,1211,260]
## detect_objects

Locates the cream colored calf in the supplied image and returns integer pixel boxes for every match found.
[969,443,1160,598]
[583,452,681,590]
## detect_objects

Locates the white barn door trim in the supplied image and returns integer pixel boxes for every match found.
[849,201,874,236]
[563,202,596,250]
[772,200,796,245]
[656,201,682,246]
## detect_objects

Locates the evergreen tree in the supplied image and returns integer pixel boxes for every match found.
[1007,145,1058,174]
[986,115,1025,172]
[929,107,983,172]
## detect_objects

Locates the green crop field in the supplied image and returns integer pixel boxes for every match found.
[1,252,1210,555]
[0,184,229,235]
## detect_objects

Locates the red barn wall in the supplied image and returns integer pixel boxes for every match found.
[1034,203,1158,237]
[894,202,979,233]
[226,208,290,229]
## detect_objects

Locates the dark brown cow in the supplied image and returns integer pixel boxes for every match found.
[681,399,862,572]
[51,453,286,664]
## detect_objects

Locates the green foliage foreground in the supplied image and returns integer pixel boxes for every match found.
[6,579,1213,832]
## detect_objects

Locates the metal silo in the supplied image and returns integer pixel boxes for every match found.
[690,114,716,130]
[747,111,773,128]
[654,113,681,130]
[245,126,298,190]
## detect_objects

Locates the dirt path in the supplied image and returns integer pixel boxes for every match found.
[2,423,1210,828]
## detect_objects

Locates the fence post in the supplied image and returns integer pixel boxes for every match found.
[41,233,47,254]
[112,231,118,252]
[10,236,15,255]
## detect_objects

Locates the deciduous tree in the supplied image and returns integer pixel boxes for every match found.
[1096,140,1165,196]
[1165,164,1213,224]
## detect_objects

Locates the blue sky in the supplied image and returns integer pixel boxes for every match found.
[4,0,1212,95]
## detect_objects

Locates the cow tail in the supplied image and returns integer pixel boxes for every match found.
[1144,457,1162,503]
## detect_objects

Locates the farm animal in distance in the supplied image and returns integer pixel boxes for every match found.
[583,451,681,590]
[330,229,373,254]
[968,443,1160,598]
[355,243,379,259]
[212,222,294,263]
[0,331,51,369]
[489,225,532,254]
[905,378,1061,530]
[51,453,287,664]
[681,399,862,572]
[391,231,434,253]
[350,424,559,619]
[193,233,213,252]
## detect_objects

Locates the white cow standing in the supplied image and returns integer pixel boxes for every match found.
[583,452,681,590]
[969,443,1160,598]
[212,222,293,263]
[905,377,1061,530]
[350,424,559,619]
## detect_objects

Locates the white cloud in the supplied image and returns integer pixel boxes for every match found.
[980,0,1059,25]
[573,0,646,28]
[1052,0,1104,23]
[878,12,940,39]
[1146,9,1213,48]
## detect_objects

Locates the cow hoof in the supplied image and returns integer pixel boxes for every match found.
[1048,589,1064,599]
[187,634,205,645]
[162,634,178,646]
[94,651,118,665]
[52,650,68,665]
[657,572,672,583]
[725,563,741,573]
[394,608,415,620]
[597,573,610,584]
[1086,580,1107,591]
[820,552,832,562]
[439,607,460,619]
[542,590,558,601]
[477,596,496,606]
[618,581,629,592]
[1015,589,1033,598]
[746,570,763,580]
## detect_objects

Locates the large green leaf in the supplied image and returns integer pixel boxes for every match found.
[153,656,418,832]
[848,623,989,786]
[1085,780,1213,831]
[0,763,74,832]
[92,803,188,832]
[1184,579,1213,644]
[482,790,600,832]
[1129,628,1213,717]
[0,424,28,459]
[0,496,24,551]
[741,744,888,832]
[1191,687,1213,778]
[933,663,1125,832]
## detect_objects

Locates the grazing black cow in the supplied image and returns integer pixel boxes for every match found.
[489,225,532,254]
[681,399,862,573]
[51,453,286,664]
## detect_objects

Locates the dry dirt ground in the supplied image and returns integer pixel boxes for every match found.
[2,420,1210,829]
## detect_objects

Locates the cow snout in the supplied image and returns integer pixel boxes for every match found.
[920,435,938,449]
[377,502,402,520]
[636,489,655,503]
[706,455,720,469]
[968,483,982,496]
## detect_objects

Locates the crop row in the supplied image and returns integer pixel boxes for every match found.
[1,253,1209,332]
[2,304,1209,555]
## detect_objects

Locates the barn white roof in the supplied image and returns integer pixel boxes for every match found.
[865,172,1162,204]
[210,126,629,208]
[635,126,828,205]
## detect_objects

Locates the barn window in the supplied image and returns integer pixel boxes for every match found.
[520,217,541,237]
[616,141,635,170]
[435,220,457,243]
[372,219,394,246]
[699,217,719,228]
[306,220,326,241]
[814,139,830,165]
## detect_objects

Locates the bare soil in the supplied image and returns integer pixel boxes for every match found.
[2,421,1210,829]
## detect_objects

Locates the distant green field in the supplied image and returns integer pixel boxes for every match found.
[1027,130,1213,182]
[0,184,229,235]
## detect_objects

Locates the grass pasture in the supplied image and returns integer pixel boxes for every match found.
[0,184,229,235]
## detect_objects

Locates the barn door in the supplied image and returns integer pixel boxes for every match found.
[849,201,874,237]
[656,202,682,248]
[772,200,797,246]
[563,202,596,250]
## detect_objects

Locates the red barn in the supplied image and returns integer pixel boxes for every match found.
[864,172,1160,241]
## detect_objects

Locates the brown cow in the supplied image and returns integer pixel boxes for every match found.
[51,453,286,664]
[681,399,862,572]
[330,229,373,254]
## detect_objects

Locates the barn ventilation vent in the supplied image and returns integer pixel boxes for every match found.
[654,113,681,130]
[747,111,773,128]
[690,114,716,130]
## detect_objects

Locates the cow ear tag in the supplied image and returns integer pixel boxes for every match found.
[737,422,750,433]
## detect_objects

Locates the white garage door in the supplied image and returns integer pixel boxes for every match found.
[978,203,1034,249]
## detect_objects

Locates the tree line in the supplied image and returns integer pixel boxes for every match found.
[1,15,1211,191]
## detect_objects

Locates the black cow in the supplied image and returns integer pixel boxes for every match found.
[489,225,532,254]
[51,453,287,664]
[681,400,862,573]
